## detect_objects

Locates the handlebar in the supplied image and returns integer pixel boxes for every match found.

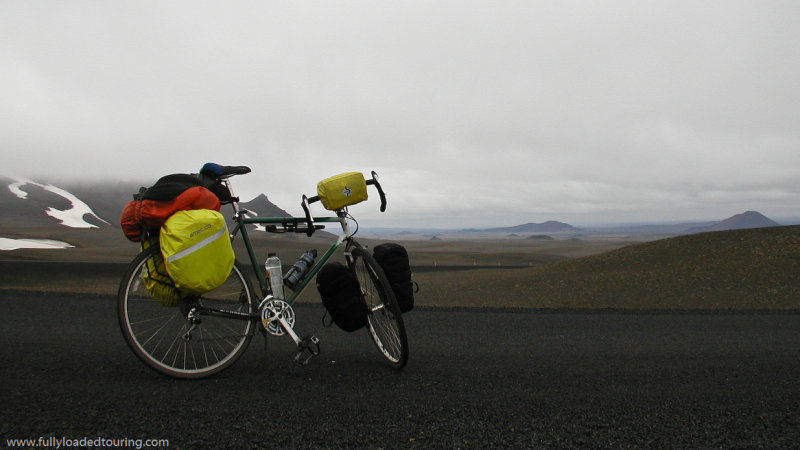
[301,171,386,237]
[366,171,387,213]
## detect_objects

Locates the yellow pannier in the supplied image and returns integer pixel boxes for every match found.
[316,172,368,211]
[159,209,235,295]
[141,237,182,307]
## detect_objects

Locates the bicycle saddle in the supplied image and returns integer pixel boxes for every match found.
[200,163,251,179]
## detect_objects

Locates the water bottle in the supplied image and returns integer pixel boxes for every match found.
[265,253,284,299]
[283,249,318,290]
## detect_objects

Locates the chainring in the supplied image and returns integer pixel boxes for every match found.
[260,299,295,336]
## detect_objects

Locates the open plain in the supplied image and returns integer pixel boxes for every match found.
[2,224,798,310]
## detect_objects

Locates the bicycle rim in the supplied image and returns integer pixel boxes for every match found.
[350,248,409,369]
[118,246,257,379]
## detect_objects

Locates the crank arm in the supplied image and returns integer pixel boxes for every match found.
[276,315,302,345]
[274,315,321,365]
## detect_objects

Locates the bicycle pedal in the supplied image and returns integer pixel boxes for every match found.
[293,335,321,366]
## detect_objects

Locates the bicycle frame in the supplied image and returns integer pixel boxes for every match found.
[190,177,371,330]
[217,184,373,364]
[231,209,355,305]
[224,169,386,300]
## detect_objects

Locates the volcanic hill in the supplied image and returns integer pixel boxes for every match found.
[415,225,800,310]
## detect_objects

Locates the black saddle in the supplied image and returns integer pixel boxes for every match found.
[200,163,251,179]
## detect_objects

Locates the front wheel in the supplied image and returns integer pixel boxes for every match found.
[117,244,258,379]
[349,247,409,369]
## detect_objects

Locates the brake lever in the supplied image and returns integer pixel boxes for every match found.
[301,195,315,237]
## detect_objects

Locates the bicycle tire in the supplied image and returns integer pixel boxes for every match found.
[117,244,258,379]
[349,246,409,369]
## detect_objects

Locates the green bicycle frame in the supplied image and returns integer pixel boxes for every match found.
[231,213,353,305]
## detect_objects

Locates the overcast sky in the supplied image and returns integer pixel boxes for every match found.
[2,1,798,228]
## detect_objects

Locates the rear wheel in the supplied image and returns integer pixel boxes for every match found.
[350,247,409,369]
[117,244,257,379]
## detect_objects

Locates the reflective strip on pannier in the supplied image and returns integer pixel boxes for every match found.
[316,172,368,211]
[159,209,235,295]
[165,227,227,264]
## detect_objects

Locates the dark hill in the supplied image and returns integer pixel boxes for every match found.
[429,225,800,310]
[59,180,146,226]
[0,177,113,228]
[2,174,293,230]
[520,225,800,309]
[0,178,66,226]
[710,210,780,231]
[486,221,578,233]
[687,211,781,234]
[239,194,291,218]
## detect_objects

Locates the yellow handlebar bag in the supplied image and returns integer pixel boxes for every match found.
[317,172,368,211]
[160,209,235,295]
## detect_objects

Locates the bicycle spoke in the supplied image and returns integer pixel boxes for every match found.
[349,247,408,368]
[118,246,256,379]
[138,313,181,349]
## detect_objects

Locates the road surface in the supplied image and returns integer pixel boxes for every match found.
[1,291,799,448]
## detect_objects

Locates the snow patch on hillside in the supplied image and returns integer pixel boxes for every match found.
[6,176,109,228]
[243,210,267,232]
[0,238,74,250]
[8,179,29,199]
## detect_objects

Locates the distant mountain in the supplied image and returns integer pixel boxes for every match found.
[1,176,110,228]
[711,211,780,231]
[59,180,148,226]
[1,176,291,234]
[687,211,781,234]
[485,221,579,233]
[238,194,291,218]
[237,194,293,232]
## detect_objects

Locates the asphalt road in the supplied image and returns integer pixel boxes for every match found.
[1,291,799,448]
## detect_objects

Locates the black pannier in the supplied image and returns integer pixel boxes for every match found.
[316,262,368,332]
[373,243,415,313]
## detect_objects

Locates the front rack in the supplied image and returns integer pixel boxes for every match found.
[239,215,344,236]
[263,218,326,234]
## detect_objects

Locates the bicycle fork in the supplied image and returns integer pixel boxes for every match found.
[259,297,320,365]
